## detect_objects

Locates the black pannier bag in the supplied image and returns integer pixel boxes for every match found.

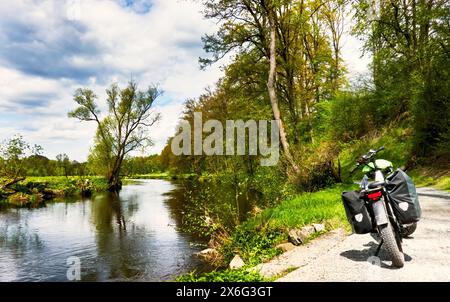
[386,169,422,224]
[342,191,373,234]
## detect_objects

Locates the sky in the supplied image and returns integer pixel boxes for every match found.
[0,0,370,162]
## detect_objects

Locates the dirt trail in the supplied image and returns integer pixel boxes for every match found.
[255,187,450,282]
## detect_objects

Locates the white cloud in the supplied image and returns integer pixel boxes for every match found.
[0,0,224,161]
[341,9,371,78]
[131,101,185,157]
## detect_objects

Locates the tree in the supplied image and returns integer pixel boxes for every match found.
[265,3,299,173]
[322,0,347,93]
[68,81,161,191]
[199,0,343,172]
[0,135,42,190]
[56,153,70,178]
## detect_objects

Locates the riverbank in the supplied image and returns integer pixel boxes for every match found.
[124,172,196,180]
[0,176,109,207]
[177,183,356,281]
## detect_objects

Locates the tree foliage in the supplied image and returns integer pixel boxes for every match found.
[161,0,449,187]
[353,0,450,158]
[0,135,42,189]
[69,81,161,190]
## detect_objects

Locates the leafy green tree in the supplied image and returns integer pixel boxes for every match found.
[25,154,53,176]
[0,135,42,189]
[56,153,71,178]
[121,155,164,176]
[69,81,161,191]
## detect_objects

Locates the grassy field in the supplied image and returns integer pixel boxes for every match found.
[124,172,172,179]
[124,172,197,180]
[0,176,109,207]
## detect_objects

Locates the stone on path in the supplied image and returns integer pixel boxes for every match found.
[276,242,296,252]
[313,223,325,232]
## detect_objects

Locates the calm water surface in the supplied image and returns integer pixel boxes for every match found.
[0,179,209,281]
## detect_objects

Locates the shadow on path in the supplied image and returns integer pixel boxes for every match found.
[340,241,412,269]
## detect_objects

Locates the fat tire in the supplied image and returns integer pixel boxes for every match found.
[379,222,404,268]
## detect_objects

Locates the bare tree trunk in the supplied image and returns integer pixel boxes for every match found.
[305,100,314,144]
[0,176,26,192]
[267,13,299,174]
[108,170,122,192]
[108,157,124,192]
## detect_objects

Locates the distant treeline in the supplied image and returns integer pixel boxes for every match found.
[0,153,166,178]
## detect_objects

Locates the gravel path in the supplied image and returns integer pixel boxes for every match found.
[256,187,450,282]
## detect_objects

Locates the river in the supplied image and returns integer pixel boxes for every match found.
[0,179,212,281]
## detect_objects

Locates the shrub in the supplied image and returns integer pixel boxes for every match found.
[327,92,377,141]
[175,268,266,282]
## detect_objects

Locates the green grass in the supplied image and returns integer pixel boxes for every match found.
[333,122,449,192]
[0,176,109,207]
[223,184,356,265]
[408,168,450,192]
[338,124,413,182]
[124,172,196,180]
[336,122,449,192]
[245,183,356,231]
[175,267,267,282]
[21,176,108,192]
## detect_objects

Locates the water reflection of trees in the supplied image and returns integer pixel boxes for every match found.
[163,179,260,237]
[89,191,151,281]
[0,211,44,257]
[90,192,127,233]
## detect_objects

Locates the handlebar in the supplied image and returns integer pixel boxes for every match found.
[375,146,385,152]
[349,146,385,174]
[362,146,385,161]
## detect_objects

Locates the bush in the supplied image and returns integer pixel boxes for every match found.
[176,268,267,282]
[221,228,284,266]
[326,92,377,141]
[250,165,296,206]
[292,142,341,192]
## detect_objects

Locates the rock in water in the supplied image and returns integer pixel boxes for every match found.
[229,255,245,270]
[313,223,325,232]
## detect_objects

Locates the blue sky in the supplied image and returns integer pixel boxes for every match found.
[0,0,369,161]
